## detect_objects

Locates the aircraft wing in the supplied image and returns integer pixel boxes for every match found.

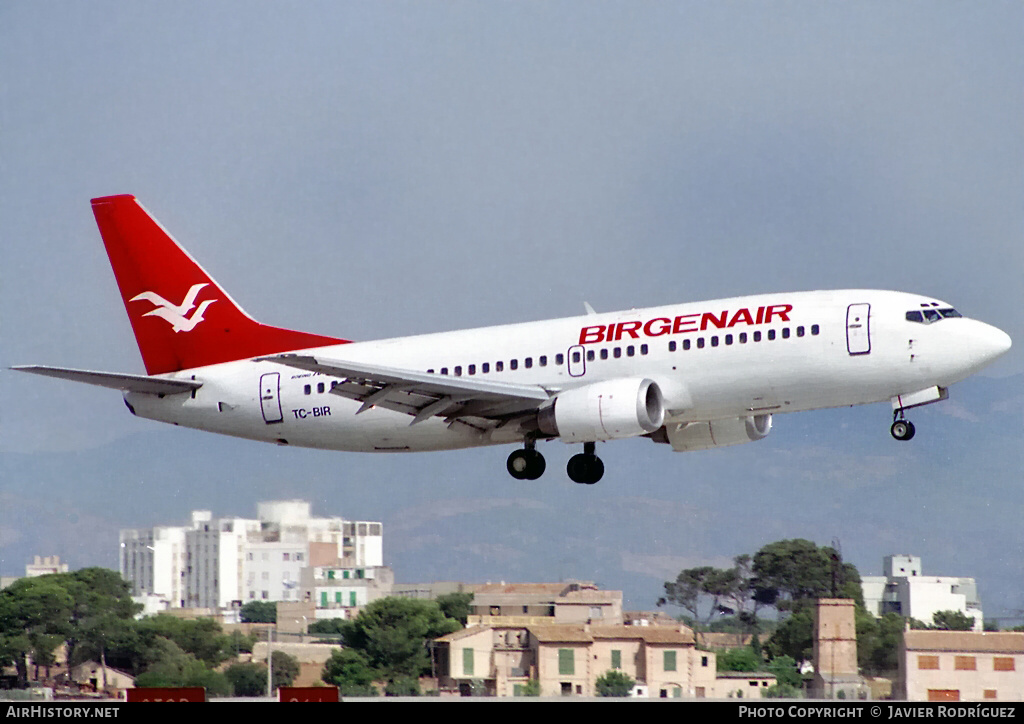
[259,353,554,427]
[11,365,201,394]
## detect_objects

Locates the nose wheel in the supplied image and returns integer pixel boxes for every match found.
[890,411,916,441]
[507,443,546,480]
[567,442,604,484]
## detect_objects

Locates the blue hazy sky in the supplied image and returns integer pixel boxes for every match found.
[2,3,1022,617]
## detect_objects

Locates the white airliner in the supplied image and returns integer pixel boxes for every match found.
[15,195,1012,484]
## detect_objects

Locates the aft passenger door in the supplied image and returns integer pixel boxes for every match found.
[260,372,284,423]
[846,303,871,355]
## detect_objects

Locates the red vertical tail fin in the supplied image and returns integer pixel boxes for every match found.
[92,195,346,375]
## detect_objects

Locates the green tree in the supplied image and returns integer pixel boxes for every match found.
[752,539,861,611]
[856,611,905,676]
[132,639,231,696]
[63,568,142,687]
[765,655,801,688]
[224,661,267,697]
[517,679,541,697]
[595,669,635,697]
[659,555,762,638]
[0,576,74,687]
[435,593,474,626]
[763,609,814,663]
[717,646,762,672]
[321,647,379,696]
[385,676,421,696]
[341,597,460,682]
[929,610,975,631]
[136,614,231,667]
[240,601,277,624]
[270,650,300,689]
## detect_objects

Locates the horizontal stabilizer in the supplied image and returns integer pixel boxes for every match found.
[11,365,201,394]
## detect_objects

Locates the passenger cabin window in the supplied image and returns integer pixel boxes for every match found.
[556,354,564,365]
[524,357,533,369]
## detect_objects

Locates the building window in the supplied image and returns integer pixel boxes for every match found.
[463,648,474,677]
[918,655,940,670]
[611,650,621,669]
[994,657,1016,672]
[664,650,677,672]
[955,656,977,671]
[558,649,574,676]
[984,689,997,699]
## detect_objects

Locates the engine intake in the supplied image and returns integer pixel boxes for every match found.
[538,377,665,442]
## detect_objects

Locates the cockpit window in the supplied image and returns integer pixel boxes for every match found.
[906,308,962,324]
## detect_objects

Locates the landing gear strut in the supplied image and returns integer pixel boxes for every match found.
[507,441,546,480]
[890,410,916,441]
[567,441,604,485]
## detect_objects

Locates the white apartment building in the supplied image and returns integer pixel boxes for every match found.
[120,500,383,611]
[861,555,983,631]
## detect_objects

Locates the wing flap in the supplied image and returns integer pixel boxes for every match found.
[259,353,552,425]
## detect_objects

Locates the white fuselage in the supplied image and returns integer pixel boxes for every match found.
[124,289,1011,452]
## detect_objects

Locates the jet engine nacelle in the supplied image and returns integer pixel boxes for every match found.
[661,414,772,452]
[537,377,665,443]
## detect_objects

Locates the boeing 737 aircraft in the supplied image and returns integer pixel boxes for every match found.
[15,195,1012,484]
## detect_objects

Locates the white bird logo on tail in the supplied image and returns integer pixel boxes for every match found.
[130,283,217,333]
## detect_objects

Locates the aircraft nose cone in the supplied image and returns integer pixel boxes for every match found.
[974,322,1012,365]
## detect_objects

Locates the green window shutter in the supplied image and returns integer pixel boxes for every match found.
[350,591,357,606]
[559,648,574,676]
[327,570,334,580]
[320,591,327,606]
[463,647,474,676]
[664,650,677,672]
[611,650,621,669]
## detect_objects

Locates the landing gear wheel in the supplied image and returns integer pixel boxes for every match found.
[890,419,916,441]
[507,448,546,480]
[567,453,604,485]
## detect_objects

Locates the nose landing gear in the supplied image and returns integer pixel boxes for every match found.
[890,410,916,441]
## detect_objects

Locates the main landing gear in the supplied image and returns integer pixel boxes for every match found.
[507,441,546,480]
[567,442,604,485]
[890,410,916,441]
[506,441,605,484]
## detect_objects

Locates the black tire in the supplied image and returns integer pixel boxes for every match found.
[507,450,529,479]
[523,449,546,480]
[891,420,916,441]
[567,453,604,484]
[508,448,545,480]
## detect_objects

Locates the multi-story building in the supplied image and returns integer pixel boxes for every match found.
[898,630,1024,701]
[435,622,720,698]
[861,555,983,630]
[120,500,384,612]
